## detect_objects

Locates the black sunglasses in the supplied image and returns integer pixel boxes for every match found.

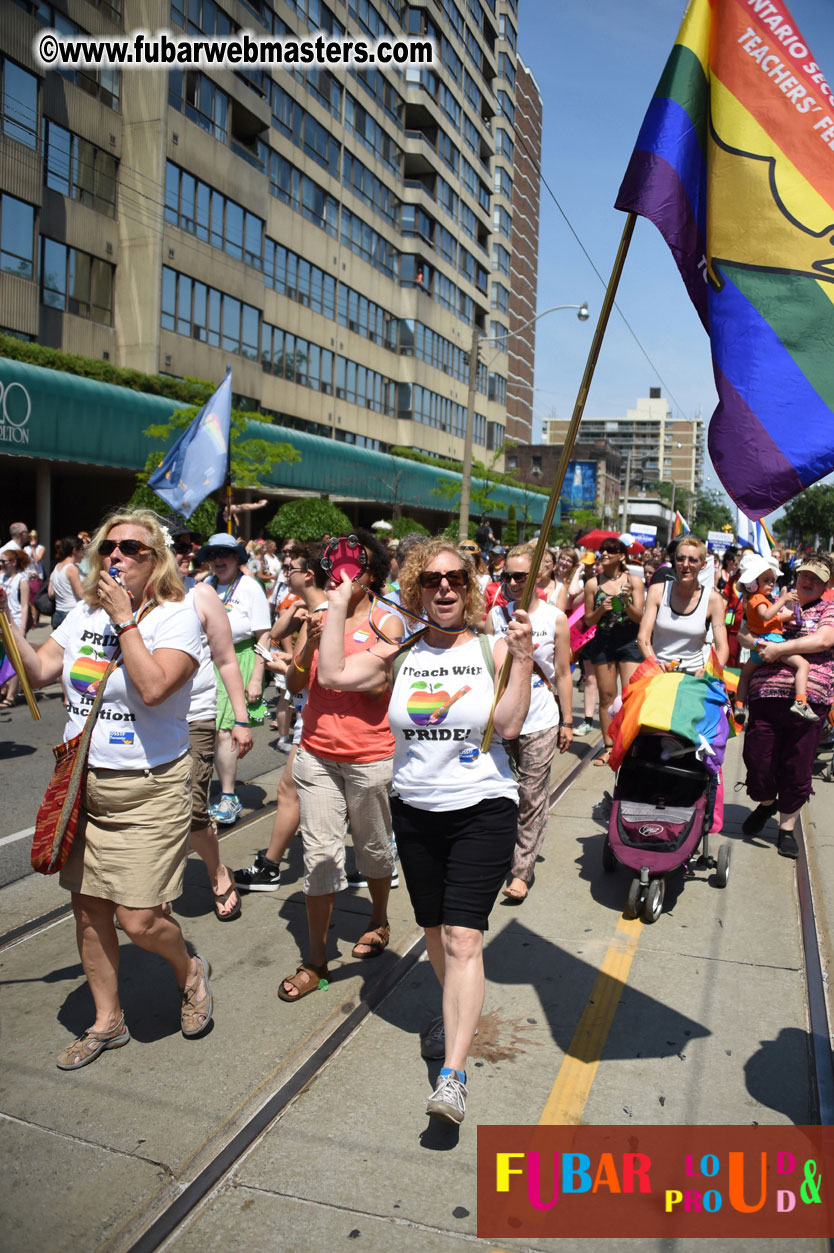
[173,540,193,554]
[99,539,152,557]
[504,570,528,583]
[418,568,469,589]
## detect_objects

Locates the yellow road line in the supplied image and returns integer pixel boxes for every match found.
[538,915,643,1125]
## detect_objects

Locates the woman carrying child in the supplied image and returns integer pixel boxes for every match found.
[732,556,817,725]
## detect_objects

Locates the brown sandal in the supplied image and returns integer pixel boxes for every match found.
[352,922,390,959]
[181,955,213,1037]
[277,962,329,1001]
[56,1013,130,1070]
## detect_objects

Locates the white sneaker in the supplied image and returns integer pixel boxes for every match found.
[426,1070,467,1124]
[210,795,242,825]
[346,868,399,889]
[574,721,593,737]
[790,700,819,722]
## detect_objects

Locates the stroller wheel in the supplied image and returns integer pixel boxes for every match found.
[625,877,643,919]
[715,843,731,888]
[602,838,617,873]
[642,878,665,924]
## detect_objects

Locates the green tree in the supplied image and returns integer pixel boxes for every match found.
[265,498,352,542]
[392,515,429,539]
[504,505,517,546]
[779,483,834,547]
[690,488,733,534]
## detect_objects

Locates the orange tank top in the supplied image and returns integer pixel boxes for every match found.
[300,614,394,763]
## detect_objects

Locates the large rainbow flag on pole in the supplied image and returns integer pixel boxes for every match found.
[615,0,834,521]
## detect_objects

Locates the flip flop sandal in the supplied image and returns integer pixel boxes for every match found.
[351,922,390,959]
[181,955,213,1037]
[277,962,329,1001]
[502,883,528,903]
[213,869,242,921]
[56,1014,130,1070]
[592,749,612,767]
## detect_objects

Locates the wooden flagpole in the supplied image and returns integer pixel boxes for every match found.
[0,611,40,720]
[481,213,637,751]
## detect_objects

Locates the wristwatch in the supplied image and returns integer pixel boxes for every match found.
[112,620,135,636]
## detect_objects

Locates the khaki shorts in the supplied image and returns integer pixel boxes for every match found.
[293,747,394,896]
[60,753,193,907]
[188,720,216,831]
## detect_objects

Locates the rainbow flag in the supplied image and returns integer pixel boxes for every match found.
[615,0,834,521]
[609,656,731,772]
[672,510,690,538]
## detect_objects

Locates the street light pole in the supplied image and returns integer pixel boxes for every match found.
[458,302,590,543]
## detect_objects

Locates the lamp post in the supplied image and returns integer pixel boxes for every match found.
[458,303,590,543]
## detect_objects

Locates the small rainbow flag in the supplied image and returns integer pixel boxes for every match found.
[609,655,731,772]
[672,510,690,538]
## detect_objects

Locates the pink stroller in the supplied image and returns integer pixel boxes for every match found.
[602,730,731,923]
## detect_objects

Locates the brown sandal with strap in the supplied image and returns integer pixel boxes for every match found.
[181,955,213,1037]
[277,962,329,1001]
[352,922,390,959]
[56,1013,130,1070]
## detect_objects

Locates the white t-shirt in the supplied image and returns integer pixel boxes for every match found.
[388,633,518,812]
[23,544,43,579]
[184,586,216,724]
[1,571,24,627]
[210,573,271,643]
[53,601,202,768]
[490,600,561,735]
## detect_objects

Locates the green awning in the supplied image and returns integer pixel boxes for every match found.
[0,356,552,524]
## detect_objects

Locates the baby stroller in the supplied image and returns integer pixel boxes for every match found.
[602,730,731,924]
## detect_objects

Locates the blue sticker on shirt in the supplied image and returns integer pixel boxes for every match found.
[458,747,479,764]
[109,731,135,745]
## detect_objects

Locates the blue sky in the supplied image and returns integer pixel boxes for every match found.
[517,0,832,509]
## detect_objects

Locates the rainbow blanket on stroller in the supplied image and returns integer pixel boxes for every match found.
[608,653,731,774]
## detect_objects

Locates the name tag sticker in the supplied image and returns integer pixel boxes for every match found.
[353,629,370,642]
[459,747,479,764]
[109,731,135,745]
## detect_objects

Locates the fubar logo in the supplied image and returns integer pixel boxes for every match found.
[0,380,31,445]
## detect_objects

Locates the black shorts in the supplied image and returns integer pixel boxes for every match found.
[585,625,642,665]
[391,795,517,932]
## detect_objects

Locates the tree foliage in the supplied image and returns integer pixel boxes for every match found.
[391,515,429,539]
[778,483,834,546]
[691,488,733,534]
[265,498,352,542]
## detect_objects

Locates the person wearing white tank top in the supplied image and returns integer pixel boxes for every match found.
[316,539,533,1127]
[638,537,729,674]
[486,545,575,902]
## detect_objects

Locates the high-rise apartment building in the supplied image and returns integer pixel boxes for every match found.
[503,54,540,447]
[543,388,705,496]
[0,0,535,479]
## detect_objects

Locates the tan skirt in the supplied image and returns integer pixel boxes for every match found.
[59,753,193,907]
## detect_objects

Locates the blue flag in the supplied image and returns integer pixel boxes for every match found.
[149,369,231,517]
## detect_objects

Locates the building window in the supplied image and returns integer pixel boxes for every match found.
[41,238,113,323]
[490,281,510,313]
[164,162,263,268]
[0,194,35,278]
[44,123,117,217]
[169,70,227,142]
[161,265,258,357]
[1,57,38,148]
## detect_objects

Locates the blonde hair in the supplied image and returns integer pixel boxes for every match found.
[676,537,708,562]
[398,537,485,627]
[506,542,536,564]
[83,509,185,607]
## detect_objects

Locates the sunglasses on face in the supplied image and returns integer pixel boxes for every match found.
[98,539,152,557]
[504,570,528,583]
[418,568,470,589]
[675,555,701,565]
[207,550,236,560]
[174,541,193,555]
